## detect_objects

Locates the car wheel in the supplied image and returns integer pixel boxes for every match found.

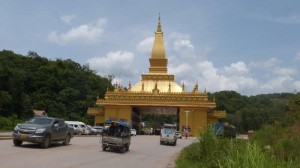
[125,144,130,151]
[41,135,51,148]
[102,144,107,151]
[120,146,126,153]
[62,134,70,145]
[13,139,23,146]
[173,141,177,146]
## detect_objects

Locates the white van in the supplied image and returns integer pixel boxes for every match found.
[65,121,90,135]
[160,124,177,146]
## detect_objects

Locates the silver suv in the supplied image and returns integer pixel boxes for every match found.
[160,128,177,146]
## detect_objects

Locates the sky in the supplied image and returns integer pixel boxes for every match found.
[1,0,300,96]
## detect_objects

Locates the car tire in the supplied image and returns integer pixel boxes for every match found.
[62,134,70,145]
[120,146,126,153]
[125,144,130,151]
[102,144,107,151]
[173,141,177,146]
[41,135,51,148]
[13,139,23,146]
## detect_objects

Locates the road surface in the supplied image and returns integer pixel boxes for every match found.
[0,135,194,168]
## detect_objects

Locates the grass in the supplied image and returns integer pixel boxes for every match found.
[176,127,300,168]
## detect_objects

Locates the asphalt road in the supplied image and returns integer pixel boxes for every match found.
[0,135,194,168]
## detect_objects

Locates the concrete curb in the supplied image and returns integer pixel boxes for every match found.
[0,136,12,140]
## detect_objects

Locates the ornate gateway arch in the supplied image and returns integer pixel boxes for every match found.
[88,15,226,136]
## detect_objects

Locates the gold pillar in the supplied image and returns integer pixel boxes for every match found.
[180,108,208,136]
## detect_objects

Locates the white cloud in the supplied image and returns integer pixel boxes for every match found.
[260,76,294,92]
[294,81,300,92]
[169,62,193,75]
[190,61,257,93]
[48,18,107,45]
[249,57,279,68]
[273,67,297,76]
[136,37,154,53]
[87,51,135,78]
[173,39,194,51]
[224,61,249,75]
[171,32,194,56]
[60,14,77,24]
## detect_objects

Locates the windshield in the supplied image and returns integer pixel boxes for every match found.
[28,118,53,125]
[162,129,174,135]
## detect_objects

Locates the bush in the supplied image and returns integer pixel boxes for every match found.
[176,126,300,168]
[0,116,23,131]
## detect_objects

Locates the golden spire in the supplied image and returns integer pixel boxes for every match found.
[149,14,168,74]
[157,13,162,32]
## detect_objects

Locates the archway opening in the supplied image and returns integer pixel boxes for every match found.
[131,106,179,135]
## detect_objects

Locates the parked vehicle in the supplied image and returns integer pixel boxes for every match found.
[93,126,103,135]
[101,119,131,153]
[160,124,177,146]
[65,121,90,135]
[12,117,74,148]
[67,123,83,135]
[130,129,137,136]
[87,125,98,135]
[175,131,182,139]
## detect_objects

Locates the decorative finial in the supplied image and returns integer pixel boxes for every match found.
[142,82,144,91]
[168,82,171,92]
[182,82,185,92]
[157,13,162,32]
[128,81,131,89]
[192,83,199,93]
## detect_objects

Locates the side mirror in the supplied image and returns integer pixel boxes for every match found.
[54,123,59,127]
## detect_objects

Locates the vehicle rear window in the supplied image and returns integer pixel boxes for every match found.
[163,129,174,135]
[28,118,53,125]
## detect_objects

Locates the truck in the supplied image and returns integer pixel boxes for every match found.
[12,117,74,148]
[101,119,131,153]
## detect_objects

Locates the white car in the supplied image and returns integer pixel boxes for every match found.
[130,129,137,136]
[92,126,103,135]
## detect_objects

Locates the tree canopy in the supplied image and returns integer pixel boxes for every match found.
[0,50,113,124]
[209,91,295,132]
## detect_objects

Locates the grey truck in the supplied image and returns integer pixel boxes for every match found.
[12,117,74,148]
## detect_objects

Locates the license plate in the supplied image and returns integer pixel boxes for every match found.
[20,134,28,140]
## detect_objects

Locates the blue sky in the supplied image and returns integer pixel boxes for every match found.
[1,1,300,95]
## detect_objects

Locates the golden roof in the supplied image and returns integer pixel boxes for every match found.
[130,78,183,93]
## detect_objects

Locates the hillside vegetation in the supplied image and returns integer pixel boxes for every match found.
[0,50,113,129]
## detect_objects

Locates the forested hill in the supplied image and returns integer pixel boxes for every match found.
[209,91,296,132]
[0,50,113,122]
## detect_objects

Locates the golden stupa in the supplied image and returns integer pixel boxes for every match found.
[88,15,226,136]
